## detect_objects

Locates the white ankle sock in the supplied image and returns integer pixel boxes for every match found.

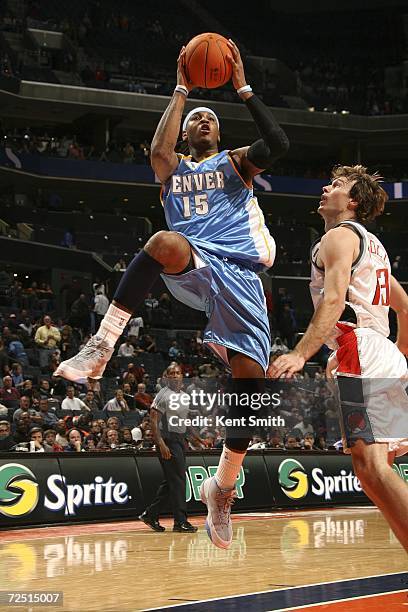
[98,304,131,347]
[215,446,246,490]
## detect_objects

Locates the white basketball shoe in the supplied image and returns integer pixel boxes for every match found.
[53,335,114,382]
[200,476,237,549]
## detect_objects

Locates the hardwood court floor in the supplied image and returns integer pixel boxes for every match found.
[0,507,406,612]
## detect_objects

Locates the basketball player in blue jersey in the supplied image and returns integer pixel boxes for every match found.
[55,40,289,549]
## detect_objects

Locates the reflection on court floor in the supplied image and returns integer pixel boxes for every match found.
[0,508,406,612]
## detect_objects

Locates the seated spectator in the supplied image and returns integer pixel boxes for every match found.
[13,395,41,424]
[43,429,64,452]
[139,428,155,450]
[302,432,319,450]
[34,315,61,368]
[268,430,285,449]
[83,390,101,413]
[55,419,69,448]
[0,420,16,451]
[103,389,129,417]
[84,434,97,450]
[139,334,156,353]
[168,340,181,359]
[123,372,137,394]
[134,383,153,412]
[38,398,58,427]
[102,428,120,450]
[122,382,135,409]
[8,335,29,366]
[106,416,121,431]
[64,428,85,452]
[60,325,75,360]
[293,416,314,437]
[85,378,104,406]
[29,427,45,452]
[142,373,155,394]
[285,434,301,451]
[61,386,89,413]
[21,379,34,399]
[38,378,53,399]
[11,363,24,388]
[13,412,33,444]
[130,414,150,443]
[121,427,138,447]
[270,336,290,355]
[118,339,135,358]
[89,420,103,444]
[315,435,329,451]
[0,375,20,403]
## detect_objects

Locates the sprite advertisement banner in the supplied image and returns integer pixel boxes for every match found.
[0,452,407,527]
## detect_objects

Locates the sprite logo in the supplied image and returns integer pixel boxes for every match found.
[0,463,39,517]
[278,458,309,500]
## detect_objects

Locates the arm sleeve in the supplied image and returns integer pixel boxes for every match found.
[245,94,289,169]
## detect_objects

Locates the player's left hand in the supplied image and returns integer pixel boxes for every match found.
[267,351,305,379]
[226,39,247,91]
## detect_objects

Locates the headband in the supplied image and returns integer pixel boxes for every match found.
[182,107,219,132]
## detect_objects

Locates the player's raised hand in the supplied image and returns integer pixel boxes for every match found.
[267,351,305,379]
[177,46,193,92]
[226,39,247,91]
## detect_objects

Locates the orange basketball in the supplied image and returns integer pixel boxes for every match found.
[184,33,232,89]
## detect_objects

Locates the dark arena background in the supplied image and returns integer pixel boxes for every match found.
[0,0,407,610]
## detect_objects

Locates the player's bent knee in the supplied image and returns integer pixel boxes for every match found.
[145,231,191,271]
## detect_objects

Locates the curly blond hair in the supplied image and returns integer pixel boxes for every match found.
[331,164,388,222]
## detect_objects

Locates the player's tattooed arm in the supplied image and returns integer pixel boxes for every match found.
[390,275,408,355]
[151,47,192,183]
[269,227,358,378]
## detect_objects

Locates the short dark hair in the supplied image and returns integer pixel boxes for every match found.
[331,164,388,223]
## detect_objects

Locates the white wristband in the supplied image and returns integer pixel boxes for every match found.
[175,85,188,97]
[237,85,252,95]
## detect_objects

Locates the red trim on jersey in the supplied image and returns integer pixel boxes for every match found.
[335,323,361,375]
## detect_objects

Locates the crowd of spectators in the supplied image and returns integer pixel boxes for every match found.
[1,3,407,115]
[1,127,151,165]
[0,276,342,455]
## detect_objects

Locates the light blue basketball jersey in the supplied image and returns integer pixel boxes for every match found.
[162,150,276,273]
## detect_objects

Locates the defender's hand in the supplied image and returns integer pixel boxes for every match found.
[177,46,193,92]
[267,351,305,379]
[226,39,247,91]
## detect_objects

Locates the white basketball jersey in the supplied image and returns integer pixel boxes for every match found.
[310,220,390,349]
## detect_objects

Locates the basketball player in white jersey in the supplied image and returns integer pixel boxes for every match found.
[269,165,408,552]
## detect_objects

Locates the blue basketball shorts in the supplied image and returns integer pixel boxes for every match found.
[161,239,270,372]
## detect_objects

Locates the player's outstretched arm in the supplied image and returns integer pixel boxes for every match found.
[390,275,408,355]
[151,47,193,183]
[268,227,358,378]
[227,40,289,180]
